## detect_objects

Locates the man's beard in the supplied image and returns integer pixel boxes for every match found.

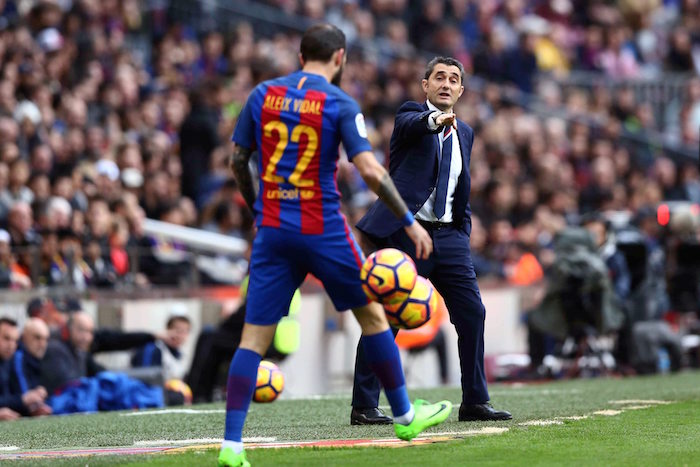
[331,65,344,86]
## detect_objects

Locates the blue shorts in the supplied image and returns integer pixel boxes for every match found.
[245,226,370,325]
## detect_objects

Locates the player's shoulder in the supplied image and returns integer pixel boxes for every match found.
[326,86,362,116]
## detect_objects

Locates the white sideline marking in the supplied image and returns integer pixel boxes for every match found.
[134,437,275,446]
[556,415,589,421]
[608,400,671,405]
[490,388,582,396]
[427,427,509,437]
[519,420,563,426]
[122,409,226,416]
[592,410,622,416]
[0,447,19,451]
[622,405,651,410]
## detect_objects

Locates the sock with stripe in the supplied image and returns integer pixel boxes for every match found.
[361,328,414,423]
[222,347,261,453]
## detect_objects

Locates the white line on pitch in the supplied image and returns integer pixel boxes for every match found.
[608,400,671,405]
[134,437,276,446]
[121,409,226,416]
[592,410,623,416]
[518,420,564,426]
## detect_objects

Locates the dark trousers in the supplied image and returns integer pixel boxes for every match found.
[352,225,489,408]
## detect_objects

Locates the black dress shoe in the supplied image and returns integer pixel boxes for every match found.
[459,403,512,421]
[351,407,393,425]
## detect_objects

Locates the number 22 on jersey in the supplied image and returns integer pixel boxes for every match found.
[262,121,318,188]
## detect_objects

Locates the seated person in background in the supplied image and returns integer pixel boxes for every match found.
[40,310,161,394]
[26,297,68,338]
[131,314,192,381]
[10,318,52,416]
[1,318,48,419]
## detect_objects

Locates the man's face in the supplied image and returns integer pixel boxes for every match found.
[70,315,95,352]
[23,324,50,359]
[584,221,606,248]
[0,323,19,360]
[166,319,191,349]
[422,63,464,111]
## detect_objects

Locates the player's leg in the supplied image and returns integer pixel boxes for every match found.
[352,301,453,440]
[351,229,435,421]
[351,301,413,423]
[307,228,451,439]
[220,228,306,467]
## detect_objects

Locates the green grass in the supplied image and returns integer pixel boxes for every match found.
[2,371,700,465]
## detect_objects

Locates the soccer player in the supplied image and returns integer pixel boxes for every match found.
[219,24,452,467]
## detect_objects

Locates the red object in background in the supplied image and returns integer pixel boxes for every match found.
[110,248,129,276]
[396,289,447,350]
[657,204,670,226]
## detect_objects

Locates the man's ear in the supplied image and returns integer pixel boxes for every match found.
[421,79,429,93]
[335,48,345,66]
[298,53,305,67]
[458,85,464,98]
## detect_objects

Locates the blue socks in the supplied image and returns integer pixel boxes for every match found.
[361,328,412,419]
[223,348,261,446]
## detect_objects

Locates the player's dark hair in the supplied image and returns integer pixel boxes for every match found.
[300,23,346,63]
[424,56,466,84]
[0,317,18,328]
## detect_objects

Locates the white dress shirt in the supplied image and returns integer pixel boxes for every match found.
[415,100,463,223]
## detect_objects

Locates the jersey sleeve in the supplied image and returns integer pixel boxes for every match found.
[231,87,258,150]
[337,97,372,160]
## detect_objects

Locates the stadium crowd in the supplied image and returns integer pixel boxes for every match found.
[1,0,700,417]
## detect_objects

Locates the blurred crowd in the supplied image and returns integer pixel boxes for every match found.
[0,0,696,298]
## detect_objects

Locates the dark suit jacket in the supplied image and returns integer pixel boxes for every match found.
[357,101,474,238]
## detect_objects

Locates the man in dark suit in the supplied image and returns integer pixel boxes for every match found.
[351,57,511,424]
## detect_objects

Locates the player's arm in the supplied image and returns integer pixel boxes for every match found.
[352,151,432,259]
[228,143,256,212]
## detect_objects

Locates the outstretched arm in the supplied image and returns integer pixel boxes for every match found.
[352,151,432,259]
[229,143,256,213]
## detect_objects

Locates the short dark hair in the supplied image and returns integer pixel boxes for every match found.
[300,23,346,63]
[166,315,191,329]
[424,57,466,84]
[0,317,18,328]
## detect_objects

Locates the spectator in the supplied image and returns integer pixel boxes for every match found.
[40,309,160,393]
[10,318,52,416]
[0,228,31,289]
[131,314,191,381]
[1,317,48,418]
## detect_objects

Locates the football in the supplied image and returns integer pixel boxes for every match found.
[253,360,285,403]
[164,379,193,406]
[360,248,417,307]
[385,276,437,329]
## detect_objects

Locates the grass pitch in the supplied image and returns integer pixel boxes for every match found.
[2,371,700,465]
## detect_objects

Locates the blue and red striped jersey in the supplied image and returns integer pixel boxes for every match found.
[232,71,371,235]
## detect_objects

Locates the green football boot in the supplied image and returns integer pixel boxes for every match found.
[394,399,453,441]
[218,447,250,467]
